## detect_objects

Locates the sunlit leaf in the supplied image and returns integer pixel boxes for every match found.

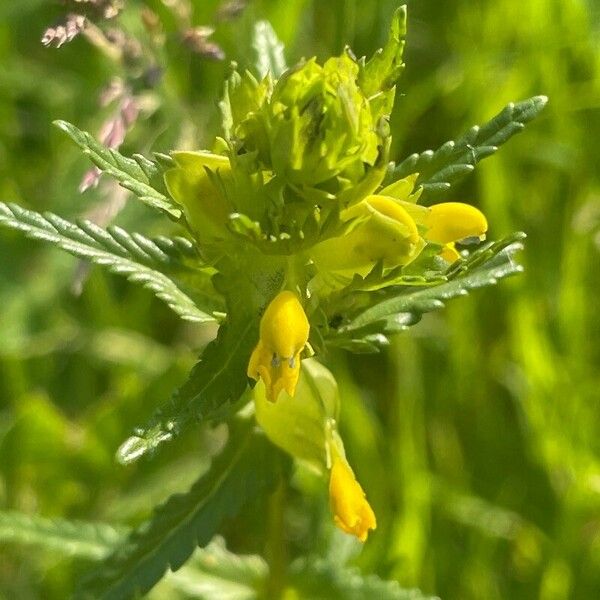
[54,120,182,219]
[252,20,287,79]
[390,96,548,202]
[0,202,214,323]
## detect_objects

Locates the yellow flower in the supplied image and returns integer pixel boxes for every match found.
[311,194,424,272]
[401,201,488,263]
[329,454,377,542]
[247,291,310,403]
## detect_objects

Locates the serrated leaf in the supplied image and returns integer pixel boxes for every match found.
[252,20,286,79]
[0,202,214,323]
[0,511,125,560]
[358,5,407,96]
[156,537,267,600]
[391,96,548,202]
[117,316,258,463]
[0,512,267,600]
[289,559,438,600]
[79,422,283,600]
[54,120,182,219]
[340,233,525,334]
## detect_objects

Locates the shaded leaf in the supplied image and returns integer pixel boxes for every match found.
[289,559,438,600]
[79,422,283,600]
[156,537,267,600]
[339,233,525,335]
[0,511,124,561]
[117,315,257,463]
[0,512,267,600]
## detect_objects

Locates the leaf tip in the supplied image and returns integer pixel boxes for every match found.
[53,119,70,132]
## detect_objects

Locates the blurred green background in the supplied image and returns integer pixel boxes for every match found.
[1,0,599,598]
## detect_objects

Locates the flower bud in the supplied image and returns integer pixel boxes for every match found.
[328,452,377,542]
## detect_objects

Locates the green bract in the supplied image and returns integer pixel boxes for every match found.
[194,6,408,252]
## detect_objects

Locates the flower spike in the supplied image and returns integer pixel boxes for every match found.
[248,291,310,402]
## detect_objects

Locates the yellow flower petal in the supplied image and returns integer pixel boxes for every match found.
[440,242,461,263]
[422,202,488,245]
[312,194,423,271]
[329,456,376,542]
[247,291,310,402]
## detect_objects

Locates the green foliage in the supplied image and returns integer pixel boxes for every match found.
[323,233,524,352]
[252,20,287,79]
[0,202,214,323]
[391,96,548,202]
[79,422,285,599]
[345,232,525,331]
[358,5,407,97]
[0,512,269,600]
[117,316,258,463]
[154,537,268,600]
[0,511,124,560]
[289,559,438,599]
[54,121,182,220]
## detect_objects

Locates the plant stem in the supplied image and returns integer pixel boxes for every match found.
[265,479,288,599]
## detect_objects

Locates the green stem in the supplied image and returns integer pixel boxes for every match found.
[265,479,288,599]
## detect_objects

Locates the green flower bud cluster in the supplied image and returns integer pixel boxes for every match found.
[164,7,407,253]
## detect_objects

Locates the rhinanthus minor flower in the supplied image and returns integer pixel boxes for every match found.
[247,291,310,402]
[420,201,488,261]
[328,448,377,542]
[312,194,424,272]
[252,359,376,542]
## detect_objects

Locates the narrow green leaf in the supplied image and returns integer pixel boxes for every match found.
[289,559,438,600]
[117,316,257,463]
[54,120,182,219]
[391,96,548,202]
[0,511,125,561]
[252,20,287,79]
[0,202,214,323]
[79,423,283,600]
[341,233,525,333]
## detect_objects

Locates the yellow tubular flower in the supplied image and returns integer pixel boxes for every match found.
[311,194,423,272]
[247,291,310,403]
[422,202,488,261]
[329,455,377,542]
